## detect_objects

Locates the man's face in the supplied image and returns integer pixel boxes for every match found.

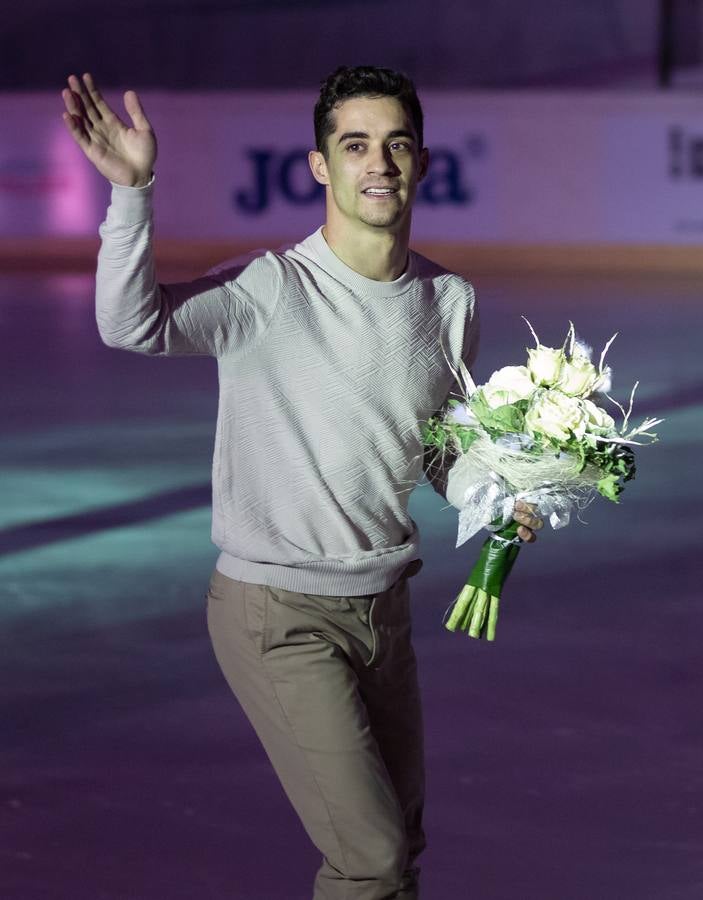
[309,95,428,234]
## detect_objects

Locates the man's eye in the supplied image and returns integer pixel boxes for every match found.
[390,142,409,152]
[346,143,363,152]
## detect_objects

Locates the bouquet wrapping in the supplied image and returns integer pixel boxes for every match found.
[422,319,663,641]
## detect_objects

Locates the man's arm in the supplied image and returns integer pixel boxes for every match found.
[95,175,283,357]
[423,290,480,500]
[63,72,281,358]
[423,427,459,500]
[421,297,542,542]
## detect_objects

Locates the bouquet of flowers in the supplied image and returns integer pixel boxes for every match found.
[421,318,663,641]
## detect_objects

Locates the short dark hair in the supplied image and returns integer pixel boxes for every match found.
[314,65,424,157]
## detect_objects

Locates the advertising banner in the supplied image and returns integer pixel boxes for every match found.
[1,90,701,245]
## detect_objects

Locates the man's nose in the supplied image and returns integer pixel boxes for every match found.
[367,145,398,174]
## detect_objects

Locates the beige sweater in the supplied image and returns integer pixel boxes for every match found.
[95,173,479,595]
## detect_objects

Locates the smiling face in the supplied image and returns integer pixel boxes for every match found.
[308,95,429,236]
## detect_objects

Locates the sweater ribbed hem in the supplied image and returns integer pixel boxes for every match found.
[215,541,421,596]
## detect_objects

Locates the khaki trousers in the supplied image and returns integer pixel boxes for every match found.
[205,561,426,900]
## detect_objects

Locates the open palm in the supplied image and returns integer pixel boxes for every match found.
[61,72,157,188]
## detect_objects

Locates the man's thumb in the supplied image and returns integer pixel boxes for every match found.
[124,90,150,130]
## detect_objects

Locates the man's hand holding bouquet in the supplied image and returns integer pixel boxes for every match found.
[422,319,663,642]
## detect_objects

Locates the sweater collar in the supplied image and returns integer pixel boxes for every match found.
[302,227,416,298]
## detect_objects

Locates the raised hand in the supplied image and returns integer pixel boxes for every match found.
[61,72,157,188]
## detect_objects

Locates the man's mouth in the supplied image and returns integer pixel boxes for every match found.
[362,187,399,196]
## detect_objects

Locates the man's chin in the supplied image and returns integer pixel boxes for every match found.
[358,209,406,229]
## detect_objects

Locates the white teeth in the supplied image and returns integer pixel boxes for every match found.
[365,188,394,194]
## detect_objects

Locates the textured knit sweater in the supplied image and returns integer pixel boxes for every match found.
[95,173,479,595]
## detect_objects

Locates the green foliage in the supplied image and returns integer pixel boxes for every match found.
[590,441,636,501]
[457,428,479,452]
[567,440,634,501]
[421,415,478,454]
[597,473,621,502]
[470,392,528,437]
[421,417,447,450]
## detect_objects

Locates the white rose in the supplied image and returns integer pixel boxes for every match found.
[524,389,589,442]
[557,357,600,397]
[478,385,507,410]
[581,398,616,435]
[527,345,565,386]
[481,365,537,409]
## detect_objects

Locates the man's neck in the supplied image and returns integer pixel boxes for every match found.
[321,222,410,282]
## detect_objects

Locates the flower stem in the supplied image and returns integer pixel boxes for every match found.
[444,519,521,641]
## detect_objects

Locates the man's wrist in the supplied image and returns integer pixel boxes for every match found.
[131,172,154,188]
[110,172,155,190]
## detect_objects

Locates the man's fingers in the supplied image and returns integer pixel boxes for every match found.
[75,72,110,124]
[81,72,109,118]
[61,86,84,122]
[64,74,150,138]
[513,500,541,543]
[517,525,537,543]
[513,500,543,530]
[65,75,98,128]
[61,94,91,148]
[513,510,543,529]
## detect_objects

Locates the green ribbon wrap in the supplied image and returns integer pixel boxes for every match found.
[444,520,522,641]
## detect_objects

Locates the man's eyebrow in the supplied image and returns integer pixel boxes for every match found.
[337,131,369,144]
[336,129,416,145]
[386,130,415,141]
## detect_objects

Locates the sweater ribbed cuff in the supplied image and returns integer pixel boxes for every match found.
[106,173,155,225]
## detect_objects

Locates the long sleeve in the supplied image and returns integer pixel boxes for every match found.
[95,174,284,357]
[423,294,480,500]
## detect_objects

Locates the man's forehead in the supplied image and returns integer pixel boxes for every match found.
[331,96,414,136]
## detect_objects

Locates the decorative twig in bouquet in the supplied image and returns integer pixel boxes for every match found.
[421,318,663,641]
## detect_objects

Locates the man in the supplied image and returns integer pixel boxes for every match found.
[62,65,541,900]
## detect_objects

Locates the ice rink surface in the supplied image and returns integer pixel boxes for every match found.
[1,266,701,899]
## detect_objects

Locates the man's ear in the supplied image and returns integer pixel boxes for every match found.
[418,147,430,182]
[308,150,329,186]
